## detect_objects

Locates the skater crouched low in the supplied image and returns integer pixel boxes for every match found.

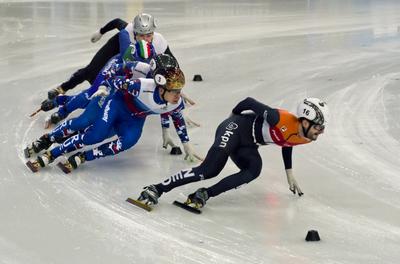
[136,97,329,211]
[24,54,202,173]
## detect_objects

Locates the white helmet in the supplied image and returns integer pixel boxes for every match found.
[133,13,157,35]
[297,98,329,127]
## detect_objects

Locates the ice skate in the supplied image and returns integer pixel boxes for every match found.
[172,188,209,214]
[47,86,65,100]
[126,185,160,212]
[57,152,85,174]
[26,151,53,173]
[185,188,209,209]
[44,112,64,129]
[138,185,160,205]
[51,112,64,124]
[24,134,52,158]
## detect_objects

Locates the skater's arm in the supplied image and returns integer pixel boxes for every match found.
[86,75,106,97]
[87,62,124,97]
[107,77,141,96]
[160,114,177,149]
[123,61,152,79]
[170,105,189,143]
[99,18,128,34]
[232,97,273,116]
[118,29,131,58]
[170,106,203,161]
[282,146,303,196]
[160,113,170,129]
[282,146,293,169]
[232,97,279,126]
[91,18,129,43]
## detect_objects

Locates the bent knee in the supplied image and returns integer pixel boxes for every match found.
[119,135,141,150]
[242,170,261,184]
[193,162,224,180]
[249,163,262,178]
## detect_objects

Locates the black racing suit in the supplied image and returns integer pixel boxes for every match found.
[155,97,293,199]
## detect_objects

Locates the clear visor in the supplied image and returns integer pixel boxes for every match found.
[312,123,325,131]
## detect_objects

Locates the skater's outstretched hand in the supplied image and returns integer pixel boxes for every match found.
[90,30,103,43]
[285,169,303,196]
[183,142,203,162]
[90,85,109,99]
[162,128,178,149]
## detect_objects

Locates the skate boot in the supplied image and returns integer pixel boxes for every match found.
[138,185,160,205]
[185,188,209,209]
[26,151,53,173]
[48,86,65,100]
[57,152,85,174]
[44,112,64,129]
[51,112,64,124]
[40,99,57,112]
[24,134,52,158]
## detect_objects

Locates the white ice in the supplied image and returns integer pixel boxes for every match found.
[1,0,400,263]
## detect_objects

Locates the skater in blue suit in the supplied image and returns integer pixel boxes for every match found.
[24,41,155,159]
[25,55,202,173]
[40,40,155,127]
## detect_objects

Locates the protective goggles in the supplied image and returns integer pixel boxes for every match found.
[312,123,325,131]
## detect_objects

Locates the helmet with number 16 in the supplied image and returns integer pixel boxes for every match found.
[297,98,329,129]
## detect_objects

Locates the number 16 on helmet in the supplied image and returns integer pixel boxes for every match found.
[297,98,329,129]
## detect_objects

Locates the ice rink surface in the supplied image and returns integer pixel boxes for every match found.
[1,0,400,263]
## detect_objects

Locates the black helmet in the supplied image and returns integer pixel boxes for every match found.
[151,54,184,90]
[151,54,179,72]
